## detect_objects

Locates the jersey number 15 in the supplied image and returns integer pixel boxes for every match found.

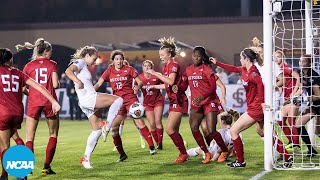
[35,68,48,84]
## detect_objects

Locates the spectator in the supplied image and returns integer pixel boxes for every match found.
[66,78,82,120]
[216,67,229,84]
[60,73,67,88]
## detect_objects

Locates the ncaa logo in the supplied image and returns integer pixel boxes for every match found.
[3,145,35,178]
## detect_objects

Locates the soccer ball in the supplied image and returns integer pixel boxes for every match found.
[129,102,145,119]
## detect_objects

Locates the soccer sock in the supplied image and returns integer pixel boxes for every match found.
[297,126,314,152]
[113,134,125,155]
[212,132,228,152]
[233,136,244,162]
[278,120,292,143]
[26,141,34,153]
[287,117,299,145]
[14,137,25,145]
[151,130,158,144]
[45,137,57,166]
[1,149,7,176]
[192,130,208,153]
[119,125,124,136]
[204,135,212,146]
[169,132,187,155]
[106,97,123,131]
[140,126,154,147]
[156,128,163,145]
[84,130,101,161]
[274,137,290,161]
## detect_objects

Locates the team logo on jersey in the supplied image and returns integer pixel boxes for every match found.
[124,70,128,72]
[172,67,177,72]
[39,61,43,64]
[116,74,120,76]
[152,79,157,81]
[251,72,257,76]
[193,72,196,74]
[200,69,203,71]
[147,82,150,85]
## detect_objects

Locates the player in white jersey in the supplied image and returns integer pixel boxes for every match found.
[65,46,123,169]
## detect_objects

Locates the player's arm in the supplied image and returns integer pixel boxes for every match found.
[26,78,61,114]
[291,70,301,96]
[52,72,60,89]
[147,84,165,90]
[147,69,176,86]
[216,78,226,104]
[210,57,241,73]
[134,76,143,90]
[309,84,320,102]
[22,86,29,96]
[94,78,104,91]
[65,65,83,89]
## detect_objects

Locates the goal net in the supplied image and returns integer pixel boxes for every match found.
[271,0,320,170]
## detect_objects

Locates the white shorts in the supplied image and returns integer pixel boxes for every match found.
[77,89,97,118]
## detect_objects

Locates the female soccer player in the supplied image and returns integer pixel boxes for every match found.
[211,48,292,168]
[94,50,155,162]
[16,38,61,174]
[274,50,301,152]
[180,46,229,164]
[65,46,123,169]
[0,48,60,179]
[139,60,164,150]
[295,54,319,157]
[146,37,189,163]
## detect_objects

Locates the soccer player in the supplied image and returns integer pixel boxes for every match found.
[274,50,301,152]
[94,50,156,162]
[65,46,123,169]
[139,60,164,150]
[180,46,229,164]
[146,37,189,163]
[0,48,60,180]
[16,38,61,174]
[295,54,319,157]
[211,48,292,168]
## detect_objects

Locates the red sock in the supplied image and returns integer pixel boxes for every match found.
[274,137,290,161]
[140,126,154,147]
[1,149,7,176]
[151,130,158,144]
[113,135,124,155]
[156,128,163,145]
[233,136,244,162]
[45,137,57,165]
[14,137,25,145]
[287,117,299,144]
[169,132,187,155]
[26,141,34,153]
[204,135,211,146]
[278,119,292,143]
[192,130,208,153]
[212,132,228,152]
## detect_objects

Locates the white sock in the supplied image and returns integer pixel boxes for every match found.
[187,148,199,157]
[260,137,264,141]
[119,124,124,136]
[106,97,123,131]
[84,129,102,161]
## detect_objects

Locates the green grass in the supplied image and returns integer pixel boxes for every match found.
[5,117,320,180]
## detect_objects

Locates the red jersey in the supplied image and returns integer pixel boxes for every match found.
[161,60,187,105]
[216,62,264,113]
[0,66,30,116]
[101,65,138,100]
[23,58,58,106]
[139,74,164,106]
[184,64,217,105]
[279,63,296,100]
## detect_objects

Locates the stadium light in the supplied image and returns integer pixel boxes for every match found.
[180,51,186,57]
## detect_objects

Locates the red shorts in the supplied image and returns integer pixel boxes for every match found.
[27,105,56,120]
[144,98,164,111]
[216,101,224,114]
[169,98,188,114]
[191,101,219,115]
[247,110,264,122]
[0,115,23,131]
[118,97,139,116]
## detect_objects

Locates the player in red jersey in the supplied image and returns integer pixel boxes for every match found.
[94,50,155,162]
[16,38,61,174]
[146,37,189,163]
[139,60,164,150]
[274,50,301,152]
[0,48,60,180]
[211,48,292,168]
[178,46,229,164]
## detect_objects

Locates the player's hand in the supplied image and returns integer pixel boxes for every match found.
[52,101,61,115]
[209,57,217,64]
[146,85,154,91]
[192,96,204,106]
[77,81,84,89]
[146,69,156,75]
[261,103,271,111]
[165,93,169,100]
[133,85,140,94]
[220,97,226,105]
[172,85,178,93]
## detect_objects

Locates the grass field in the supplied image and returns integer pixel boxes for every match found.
[5,117,320,180]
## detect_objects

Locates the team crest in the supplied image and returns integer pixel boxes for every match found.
[172,67,177,72]
[251,72,257,76]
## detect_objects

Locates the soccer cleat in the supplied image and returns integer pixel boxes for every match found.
[202,152,212,164]
[173,154,189,163]
[306,149,318,158]
[283,156,293,168]
[217,151,228,162]
[227,160,246,168]
[156,143,163,150]
[116,153,128,162]
[150,149,156,155]
[42,166,56,174]
[100,121,109,142]
[80,157,93,169]
[140,138,146,149]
